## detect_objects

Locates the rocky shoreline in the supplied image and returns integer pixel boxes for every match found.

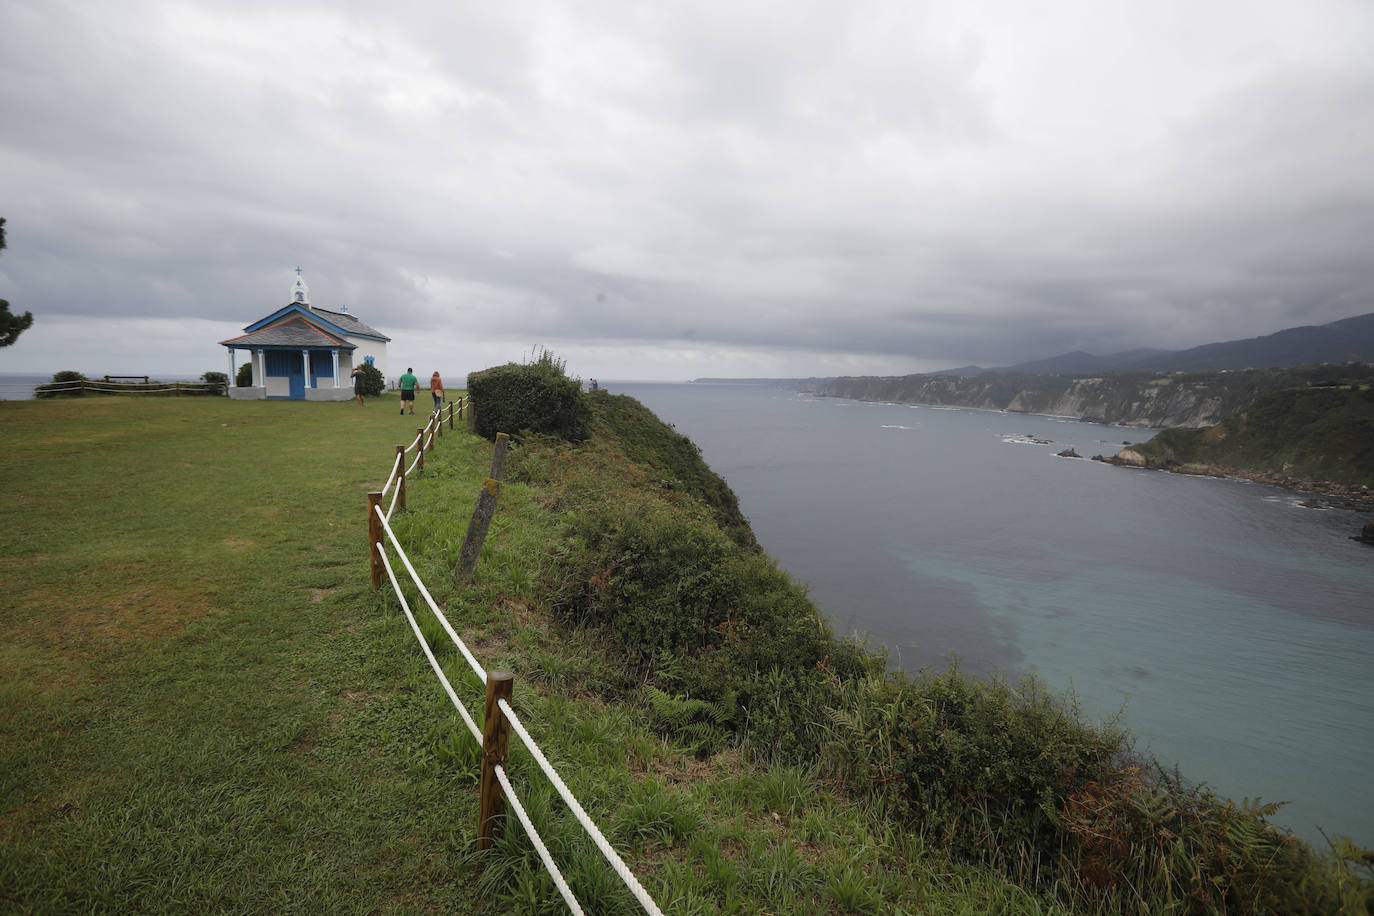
[1092,448,1374,511]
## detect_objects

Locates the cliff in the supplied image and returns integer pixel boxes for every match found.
[807,364,1374,428]
[1099,386,1374,501]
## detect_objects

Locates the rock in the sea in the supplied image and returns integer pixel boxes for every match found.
[1057,448,1081,458]
[1353,521,1374,544]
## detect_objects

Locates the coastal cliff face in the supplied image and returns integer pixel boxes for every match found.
[1096,386,1374,502]
[807,368,1345,428]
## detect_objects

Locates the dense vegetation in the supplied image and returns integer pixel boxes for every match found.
[467,349,589,443]
[1131,385,1374,487]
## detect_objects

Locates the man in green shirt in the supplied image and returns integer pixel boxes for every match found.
[398,367,418,415]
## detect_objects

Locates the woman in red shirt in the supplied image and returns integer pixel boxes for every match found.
[430,371,444,412]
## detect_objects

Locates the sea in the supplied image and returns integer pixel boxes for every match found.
[0,373,49,400]
[607,380,1374,848]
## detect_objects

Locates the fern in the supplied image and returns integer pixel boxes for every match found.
[643,685,735,756]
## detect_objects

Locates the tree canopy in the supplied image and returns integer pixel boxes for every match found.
[0,218,34,348]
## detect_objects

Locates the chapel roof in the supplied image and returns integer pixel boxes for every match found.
[219,315,357,350]
[309,306,390,341]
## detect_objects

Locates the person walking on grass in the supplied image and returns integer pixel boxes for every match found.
[430,371,444,412]
[350,363,365,406]
[398,367,418,415]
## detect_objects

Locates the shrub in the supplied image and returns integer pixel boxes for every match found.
[35,370,86,398]
[201,371,227,392]
[467,350,589,443]
[235,362,252,387]
[354,363,384,397]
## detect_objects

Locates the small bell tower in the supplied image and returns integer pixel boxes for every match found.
[290,266,310,305]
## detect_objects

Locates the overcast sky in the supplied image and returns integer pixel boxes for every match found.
[2,0,1372,381]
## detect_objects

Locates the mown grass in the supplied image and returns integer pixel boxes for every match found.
[1,393,1071,914]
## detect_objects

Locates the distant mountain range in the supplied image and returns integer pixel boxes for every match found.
[940,311,1374,377]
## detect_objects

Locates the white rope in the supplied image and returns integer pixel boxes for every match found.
[405,450,423,478]
[406,429,423,452]
[373,504,487,683]
[494,764,585,916]
[498,698,665,916]
[385,478,403,522]
[376,545,483,743]
[382,450,403,497]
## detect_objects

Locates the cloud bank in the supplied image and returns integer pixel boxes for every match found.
[2,0,1372,379]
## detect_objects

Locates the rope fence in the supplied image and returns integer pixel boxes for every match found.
[367,402,665,916]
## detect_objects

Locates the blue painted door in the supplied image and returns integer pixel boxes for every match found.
[288,355,305,398]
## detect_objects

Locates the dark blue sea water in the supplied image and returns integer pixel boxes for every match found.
[0,373,48,400]
[608,381,1374,847]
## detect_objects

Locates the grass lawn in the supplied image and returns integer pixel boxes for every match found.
[1,393,1069,914]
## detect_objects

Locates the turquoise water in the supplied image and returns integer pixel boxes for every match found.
[610,381,1374,846]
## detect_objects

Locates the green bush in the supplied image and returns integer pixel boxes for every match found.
[34,370,86,398]
[467,351,589,443]
[235,362,252,387]
[201,371,227,391]
[354,363,384,397]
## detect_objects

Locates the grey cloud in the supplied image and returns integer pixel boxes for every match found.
[2,1,1373,378]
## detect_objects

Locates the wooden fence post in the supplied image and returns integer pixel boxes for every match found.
[367,491,384,589]
[456,478,500,581]
[434,410,442,442]
[395,445,407,511]
[489,432,510,481]
[428,416,437,452]
[478,670,515,851]
[416,428,425,471]
[447,401,455,430]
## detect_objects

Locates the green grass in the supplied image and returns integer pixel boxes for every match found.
[1,393,1071,914]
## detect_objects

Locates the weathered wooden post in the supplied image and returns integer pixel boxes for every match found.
[456,478,501,581]
[489,432,510,481]
[447,401,455,430]
[428,416,437,452]
[477,670,515,850]
[434,410,442,442]
[395,445,407,511]
[415,428,425,471]
[367,491,384,589]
